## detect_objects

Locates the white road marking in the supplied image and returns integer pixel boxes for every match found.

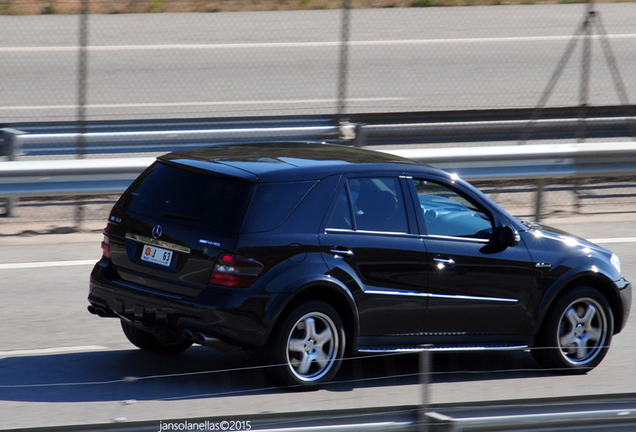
[0,259,96,270]
[0,97,404,111]
[589,237,636,244]
[1,33,635,52]
[0,345,108,358]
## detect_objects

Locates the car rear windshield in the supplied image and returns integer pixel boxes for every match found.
[119,161,255,233]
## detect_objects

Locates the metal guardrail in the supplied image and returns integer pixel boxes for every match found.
[352,117,636,146]
[382,141,636,180]
[2,141,636,221]
[0,157,155,198]
[2,107,635,157]
[0,126,341,157]
[11,396,636,432]
[427,407,636,431]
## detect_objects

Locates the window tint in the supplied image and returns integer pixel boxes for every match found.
[327,186,353,230]
[327,177,408,233]
[120,162,254,233]
[242,181,316,233]
[414,179,492,239]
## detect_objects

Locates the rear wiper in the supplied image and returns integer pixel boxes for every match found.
[161,212,201,222]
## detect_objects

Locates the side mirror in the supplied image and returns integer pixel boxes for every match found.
[498,226,520,247]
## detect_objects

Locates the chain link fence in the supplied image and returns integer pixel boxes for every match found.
[0,2,635,123]
[1,1,636,226]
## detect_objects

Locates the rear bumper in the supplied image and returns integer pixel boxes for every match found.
[88,261,273,349]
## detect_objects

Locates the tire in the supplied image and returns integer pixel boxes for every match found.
[121,320,192,355]
[265,301,346,388]
[533,286,613,373]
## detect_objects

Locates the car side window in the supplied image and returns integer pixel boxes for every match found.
[242,181,317,233]
[327,186,353,230]
[327,177,408,233]
[414,179,493,240]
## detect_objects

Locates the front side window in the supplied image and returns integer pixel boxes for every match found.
[327,177,408,233]
[413,179,493,239]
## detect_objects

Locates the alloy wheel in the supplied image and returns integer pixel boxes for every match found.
[286,311,339,382]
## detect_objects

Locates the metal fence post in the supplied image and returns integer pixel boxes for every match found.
[336,0,351,128]
[76,0,90,227]
[535,179,545,222]
[1,128,25,217]
[419,348,431,432]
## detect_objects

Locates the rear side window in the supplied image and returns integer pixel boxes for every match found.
[242,181,316,233]
[119,162,254,233]
[327,177,409,233]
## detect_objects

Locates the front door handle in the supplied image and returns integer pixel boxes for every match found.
[331,248,354,258]
[434,257,455,268]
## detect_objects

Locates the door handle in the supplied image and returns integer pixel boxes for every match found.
[434,257,455,268]
[330,248,354,258]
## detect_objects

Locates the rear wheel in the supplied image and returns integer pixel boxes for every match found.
[121,320,192,354]
[533,286,613,373]
[265,301,345,388]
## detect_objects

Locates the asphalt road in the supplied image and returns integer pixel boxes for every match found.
[1,4,636,122]
[0,215,635,430]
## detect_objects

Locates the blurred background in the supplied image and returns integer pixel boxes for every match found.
[1,1,635,122]
[2,1,635,227]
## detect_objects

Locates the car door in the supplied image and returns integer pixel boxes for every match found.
[319,175,429,344]
[409,177,535,337]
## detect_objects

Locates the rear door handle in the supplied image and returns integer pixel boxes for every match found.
[434,257,455,268]
[331,248,354,258]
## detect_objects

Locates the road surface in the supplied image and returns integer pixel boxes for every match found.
[1,4,635,122]
[0,215,635,429]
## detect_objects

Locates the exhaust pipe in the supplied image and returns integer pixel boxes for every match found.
[87,305,107,317]
[182,329,194,340]
[194,333,211,344]
[193,333,242,352]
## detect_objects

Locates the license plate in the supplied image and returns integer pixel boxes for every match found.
[141,245,173,267]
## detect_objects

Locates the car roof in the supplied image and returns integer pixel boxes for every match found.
[159,141,439,182]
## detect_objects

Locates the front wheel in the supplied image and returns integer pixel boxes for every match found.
[533,286,613,373]
[265,301,345,388]
[121,320,192,354]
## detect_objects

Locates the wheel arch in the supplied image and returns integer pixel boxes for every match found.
[538,272,624,335]
[265,280,359,356]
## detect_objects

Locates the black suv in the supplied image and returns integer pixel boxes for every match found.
[88,142,631,387]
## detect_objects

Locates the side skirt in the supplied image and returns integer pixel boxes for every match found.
[357,345,529,353]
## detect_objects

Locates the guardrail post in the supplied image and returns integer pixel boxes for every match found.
[1,128,26,217]
[0,128,24,160]
[419,348,432,432]
[339,121,357,143]
[534,179,545,222]
[353,124,367,147]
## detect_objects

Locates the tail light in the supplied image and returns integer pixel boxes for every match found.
[101,225,111,258]
[210,253,264,288]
